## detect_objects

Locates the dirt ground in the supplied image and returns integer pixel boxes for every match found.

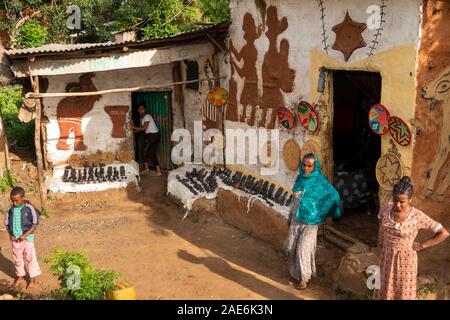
[0,154,339,300]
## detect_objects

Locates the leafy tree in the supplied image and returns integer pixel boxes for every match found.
[0,85,35,150]
[15,21,47,48]
[197,0,230,23]
[0,0,230,47]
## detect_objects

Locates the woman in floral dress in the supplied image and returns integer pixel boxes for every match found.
[373,176,449,300]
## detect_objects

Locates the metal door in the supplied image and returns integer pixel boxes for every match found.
[132,91,173,170]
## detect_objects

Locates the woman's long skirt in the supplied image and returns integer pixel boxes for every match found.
[286,219,319,283]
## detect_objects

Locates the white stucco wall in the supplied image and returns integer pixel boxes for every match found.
[226,0,422,191]
[43,54,217,166]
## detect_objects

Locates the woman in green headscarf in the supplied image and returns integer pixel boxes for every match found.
[287,153,342,289]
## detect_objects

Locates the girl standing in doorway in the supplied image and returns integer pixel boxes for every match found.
[132,105,162,176]
[373,176,449,300]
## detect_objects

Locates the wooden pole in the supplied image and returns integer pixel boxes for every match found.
[31,75,46,209]
[0,112,11,171]
[25,76,225,99]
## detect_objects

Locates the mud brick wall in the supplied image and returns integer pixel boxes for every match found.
[216,189,288,250]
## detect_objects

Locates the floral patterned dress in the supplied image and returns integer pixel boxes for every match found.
[373,203,443,300]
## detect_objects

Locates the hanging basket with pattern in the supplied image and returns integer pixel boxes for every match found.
[368,103,390,135]
[207,87,228,107]
[388,116,412,147]
[277,106,296,129]
[296,100,319,133]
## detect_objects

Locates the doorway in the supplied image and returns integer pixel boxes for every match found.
[132,91,173,170]
[331,70,381,246]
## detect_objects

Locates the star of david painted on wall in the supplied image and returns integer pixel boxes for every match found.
[332,12,367,61]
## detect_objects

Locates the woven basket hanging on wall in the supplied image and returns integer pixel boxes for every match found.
[283,139,301,171]
[375,152,403,190]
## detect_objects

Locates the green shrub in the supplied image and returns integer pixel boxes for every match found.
[0,170,16,193]
[45,249,121,300]
[16,21,47,48]
[0,86,35,150]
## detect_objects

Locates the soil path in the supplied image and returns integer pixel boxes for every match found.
[0,174,337,300]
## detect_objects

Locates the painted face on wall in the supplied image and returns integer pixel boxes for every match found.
[392,193,411,212]
[302,157,315,175]
[138,105,146,116]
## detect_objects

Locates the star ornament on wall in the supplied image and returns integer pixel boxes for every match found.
[332,12,367,61]
[380,157,401,187]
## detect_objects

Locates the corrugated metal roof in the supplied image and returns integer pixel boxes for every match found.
[4,21,230,57]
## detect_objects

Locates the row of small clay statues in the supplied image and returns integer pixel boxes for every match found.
[62,164,127,184]
[176,167,293,208]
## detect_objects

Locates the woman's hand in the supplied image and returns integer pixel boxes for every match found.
[412,242,425,251]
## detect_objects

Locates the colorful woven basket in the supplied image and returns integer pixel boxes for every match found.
[207,87,228,107]
[388,116,412,147]
[368,103,390,135]
[277,107,296,129]
[297,100,319,133]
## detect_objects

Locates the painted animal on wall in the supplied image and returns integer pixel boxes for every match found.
[56,73,101,151]
[422,64,450,200]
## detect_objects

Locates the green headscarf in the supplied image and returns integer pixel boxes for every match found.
[292,153,342,225]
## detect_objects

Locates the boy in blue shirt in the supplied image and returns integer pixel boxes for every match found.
[4,187,41,289]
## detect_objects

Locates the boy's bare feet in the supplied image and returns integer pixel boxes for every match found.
[26,277,36,290]
[12,277,25,288]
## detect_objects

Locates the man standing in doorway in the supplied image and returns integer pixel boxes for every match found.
[132,105,162,176]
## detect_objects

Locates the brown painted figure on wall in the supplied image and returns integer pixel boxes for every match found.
[261,6,295,128]
[422,65,450,200]
[229,13,262,125]
[104,105,129,138]
[56,73,101,151]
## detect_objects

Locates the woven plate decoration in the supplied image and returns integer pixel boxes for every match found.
[117,149,134,163]
[297,100,319,133]
[283,139,301,171]
[277,107,296,129]
[375,152,403,190]
[100,152,115,165]
[368,103,390,135]
[67,154,81,166]
[388,116,412,147]
[207,87,228,107]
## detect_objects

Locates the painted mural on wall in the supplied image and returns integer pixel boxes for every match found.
[422,65,450,198]
[104,105,129,138]
[412,0,450,208]
[56,73,101,151]
[227,6,296,129]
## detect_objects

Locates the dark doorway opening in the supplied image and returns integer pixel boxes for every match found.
[131,91,173,171]
[332,70,382,246]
